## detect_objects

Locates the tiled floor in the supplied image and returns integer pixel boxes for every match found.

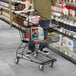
[0,20,76,76]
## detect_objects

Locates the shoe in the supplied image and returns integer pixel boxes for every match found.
[26,51,33,56]
[42,48,50,54]
[43,50,49,54]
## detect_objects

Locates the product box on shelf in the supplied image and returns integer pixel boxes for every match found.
[62,37,73,51]
[62,3,69,16]
[55,33,63,46]
[58,0,76,3]
[51,5,63,14]
[14,2,25,11]
[0,1,9,8]
[2,9,10,17]
[69,5,76,17]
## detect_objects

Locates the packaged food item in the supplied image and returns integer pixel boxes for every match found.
[31,27,44,43]
[26,15,41,26]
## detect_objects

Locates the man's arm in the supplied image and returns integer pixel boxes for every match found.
[23,0,31,13]
[55,2,62,7]
[25,0,31,9]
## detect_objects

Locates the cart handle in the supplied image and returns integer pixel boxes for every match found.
[14,9,34,14]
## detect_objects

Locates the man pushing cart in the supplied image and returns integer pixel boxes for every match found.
[14,0,57,71]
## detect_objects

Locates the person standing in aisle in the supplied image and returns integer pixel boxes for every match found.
[23,0,57,55]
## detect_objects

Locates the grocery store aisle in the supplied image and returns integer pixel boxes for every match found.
[0,20,76,76]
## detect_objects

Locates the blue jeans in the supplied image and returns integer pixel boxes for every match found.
[28,20,50,52]
[28,41,46,52]
[39,20,50,39]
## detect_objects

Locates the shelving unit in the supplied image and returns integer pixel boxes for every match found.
[0,0,14,25]
[0,0,27,27]
[51,0,76,63]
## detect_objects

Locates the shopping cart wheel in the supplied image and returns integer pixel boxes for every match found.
[49,61,54,68]
[39,64,44,71]
[34,52,38,58]
[14,56,20,64]
[49,59,57,68]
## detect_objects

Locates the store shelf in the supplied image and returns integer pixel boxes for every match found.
[51,0,76,64]
[47,43,76,64]
[62,15,76,20]
[0,15,10,22]
[12,0,25,4]
[59,1,76,6]
[51,41,76,56]
[49,26,76,39]
[0,2,15,10]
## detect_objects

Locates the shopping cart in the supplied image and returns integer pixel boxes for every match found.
[14,10,57,71]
